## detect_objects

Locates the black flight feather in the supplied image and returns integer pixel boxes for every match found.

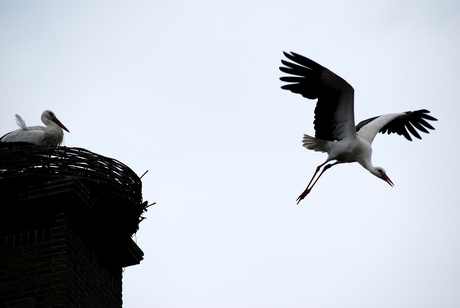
[279,52,347,141]
[356,109,437,141]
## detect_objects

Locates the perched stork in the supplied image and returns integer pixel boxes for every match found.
[0,110,70,146]
[279,52,437,204]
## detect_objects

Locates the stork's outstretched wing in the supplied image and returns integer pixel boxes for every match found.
[356,109,437,141]
[280,52,355,141]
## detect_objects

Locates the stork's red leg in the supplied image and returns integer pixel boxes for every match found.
[295,161,327,204]
[296,162,339,204]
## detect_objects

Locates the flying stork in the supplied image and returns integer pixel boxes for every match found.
[279,52,437,204]
[0,110,70,146]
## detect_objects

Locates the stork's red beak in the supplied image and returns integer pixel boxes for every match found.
[381,174,394,187]
[52,118,70,133]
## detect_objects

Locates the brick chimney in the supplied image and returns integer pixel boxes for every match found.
[0,145,147,307]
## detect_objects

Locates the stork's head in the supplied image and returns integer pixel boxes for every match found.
[42,110,70,133]
[372,167,394,187]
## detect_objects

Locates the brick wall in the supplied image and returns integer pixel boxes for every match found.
[0,212,123,308]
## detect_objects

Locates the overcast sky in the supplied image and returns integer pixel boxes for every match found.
[1,1,460,307]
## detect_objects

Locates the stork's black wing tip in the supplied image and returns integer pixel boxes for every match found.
[381,109,438,141]
[421,110,438,122]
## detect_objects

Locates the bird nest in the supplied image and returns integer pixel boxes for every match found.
[0,144,148,237]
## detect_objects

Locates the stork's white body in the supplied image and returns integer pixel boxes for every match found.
[304,113,404,166]
[279,52,437,203]
[0,110,70,146]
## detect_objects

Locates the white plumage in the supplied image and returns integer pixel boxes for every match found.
[280,52,437,204]
[1,110,70,146]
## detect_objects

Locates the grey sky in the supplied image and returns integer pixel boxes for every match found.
[1,1,459,307]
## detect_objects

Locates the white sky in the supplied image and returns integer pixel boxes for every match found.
[1,1,460,307]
